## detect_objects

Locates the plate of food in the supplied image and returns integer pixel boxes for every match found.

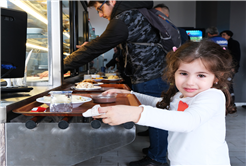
[36,95,92,108]
[75,82,103,86]
[74,82,101,90]
[106,75,121,80]
[75,79,103,85]
[93,82,103,85]
[81,79,97,84]
[106,78,121,81]
[92,77,104,82]
[75,86,101,90]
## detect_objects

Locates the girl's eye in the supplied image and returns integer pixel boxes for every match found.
[198,74,205,78]
[180,72,187,75]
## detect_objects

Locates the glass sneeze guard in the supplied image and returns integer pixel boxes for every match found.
[2,0,64,86]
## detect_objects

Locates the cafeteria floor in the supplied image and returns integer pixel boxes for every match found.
[75,104,246,166]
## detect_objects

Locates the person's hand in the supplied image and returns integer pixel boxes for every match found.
[110,66,114,70]
[39,71,49,79]
[101,89,130,95]
[76,42,88,48]
[93,105,143,125]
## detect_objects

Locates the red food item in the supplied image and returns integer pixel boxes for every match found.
[30,107,46,112]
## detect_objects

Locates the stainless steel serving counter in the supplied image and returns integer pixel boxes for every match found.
[0,82,136,166]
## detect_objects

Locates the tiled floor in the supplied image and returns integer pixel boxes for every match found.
[75,105,246,166]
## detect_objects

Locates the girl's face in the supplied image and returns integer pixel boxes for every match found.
[175,59,217,98]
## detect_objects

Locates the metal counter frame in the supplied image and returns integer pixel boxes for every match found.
[0,83,137,166]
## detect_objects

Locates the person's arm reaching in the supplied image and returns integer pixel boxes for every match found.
[76,41,88,49]
[64,19,128,72]
[39,19,128,78]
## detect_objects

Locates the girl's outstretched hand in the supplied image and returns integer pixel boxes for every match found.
[101,89,130,95]
[93,105,143,126]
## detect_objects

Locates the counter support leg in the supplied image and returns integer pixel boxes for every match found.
[0,123,6,166]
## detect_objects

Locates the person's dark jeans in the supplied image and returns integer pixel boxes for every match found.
[132,77,169,97]
[132,77,169,163]
[148,127,168,163]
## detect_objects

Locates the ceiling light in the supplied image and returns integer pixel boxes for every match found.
[9,0,48,24]
[26,43,48,51]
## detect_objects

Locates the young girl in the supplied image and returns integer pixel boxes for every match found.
[93,39,235,165]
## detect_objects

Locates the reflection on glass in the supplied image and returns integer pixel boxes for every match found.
[62,1,87,76]
[78,1,87,73]
[78,2,84,45]
[62,1,70,59]
[62,1,71,77]
[6,0,49,82]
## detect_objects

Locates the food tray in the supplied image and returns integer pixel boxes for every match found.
[12,94,140,117]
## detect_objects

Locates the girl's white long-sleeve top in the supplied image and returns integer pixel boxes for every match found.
[133,88,230,166]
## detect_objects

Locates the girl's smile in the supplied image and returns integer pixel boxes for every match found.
[184,88,197,93]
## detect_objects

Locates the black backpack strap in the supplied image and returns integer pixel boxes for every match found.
[138,8,172,40]
[128,8,173,53]
[153,9,177,29]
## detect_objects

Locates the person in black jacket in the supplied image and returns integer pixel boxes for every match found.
[40,1,170,166]
[220,30,241,73]
[220,30,241,109]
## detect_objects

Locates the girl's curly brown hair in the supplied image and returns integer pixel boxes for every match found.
[156,39,236,115]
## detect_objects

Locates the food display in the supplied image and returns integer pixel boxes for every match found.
[95,77,104,79]
[43,95,87,103]
[92,76,104,82]
[73,82,101,90]
[75,82,94,89]
[108,75,119,79]
[82,79,97,84]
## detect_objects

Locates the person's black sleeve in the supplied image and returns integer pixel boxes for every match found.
[230,40,241,72]
[232,40,241,62]
[63,19,128,72]
[106,57,117,68]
